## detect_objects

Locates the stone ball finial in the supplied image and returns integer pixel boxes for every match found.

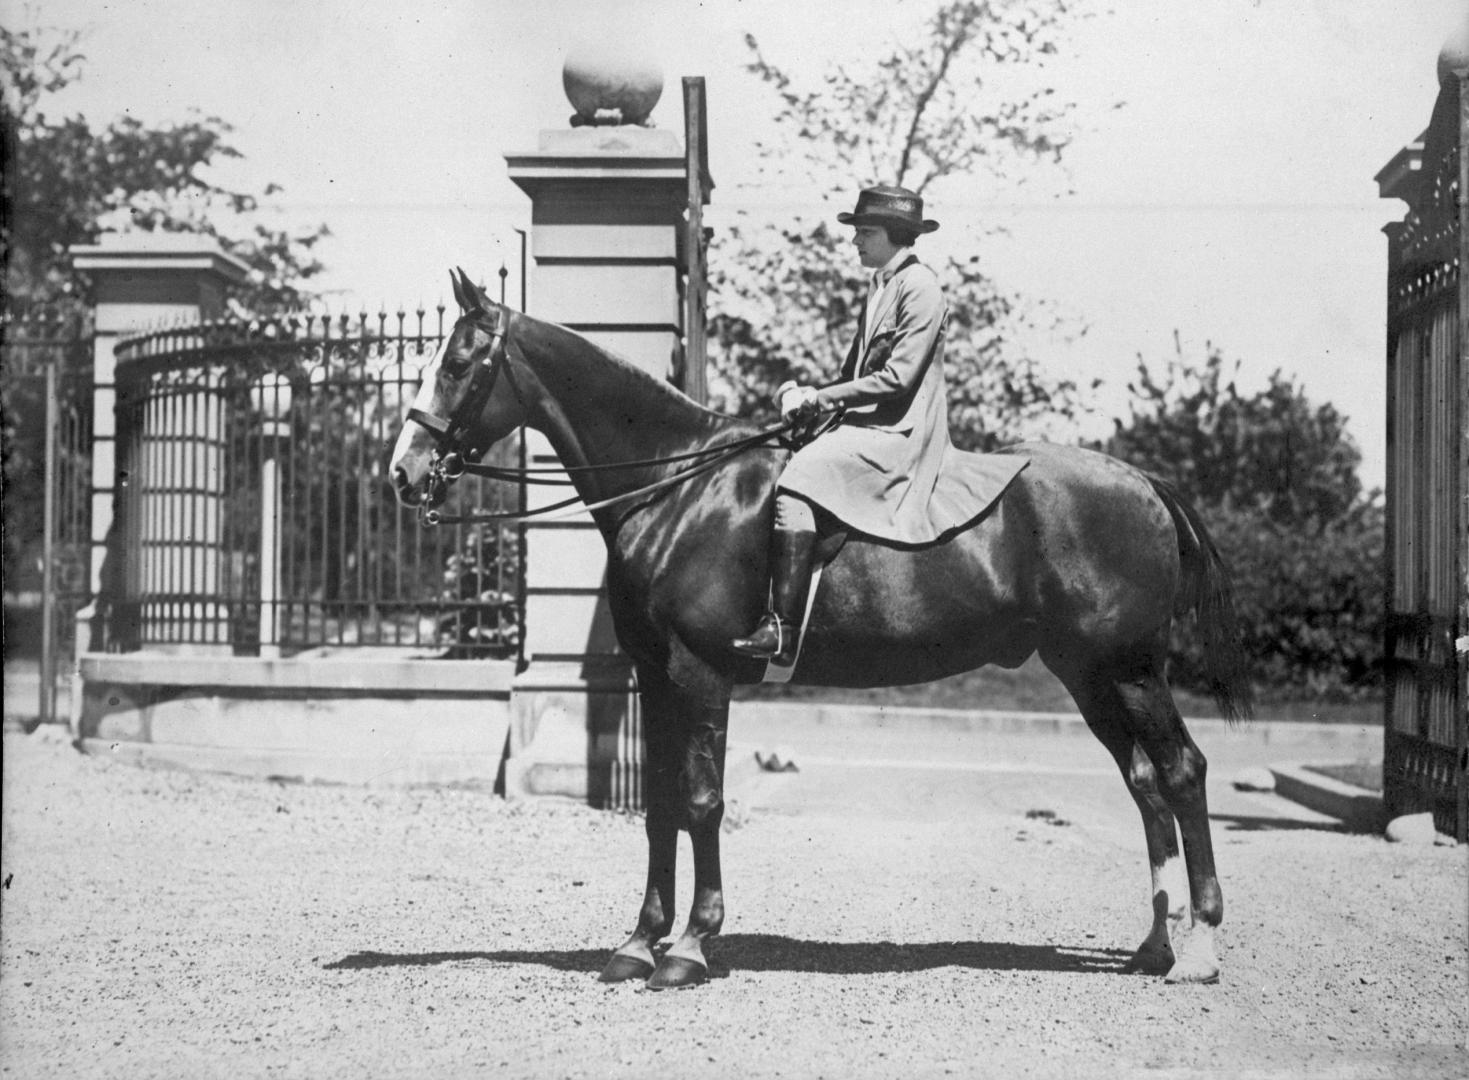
[563,41,664,127]
[1437,12,1469,83]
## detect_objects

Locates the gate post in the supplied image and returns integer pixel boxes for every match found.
[500,49,710,805]
[69,234,250,653]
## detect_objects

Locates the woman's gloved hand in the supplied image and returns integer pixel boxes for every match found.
[776,380,822,421]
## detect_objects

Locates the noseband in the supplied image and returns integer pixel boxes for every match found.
[406,304,517,478]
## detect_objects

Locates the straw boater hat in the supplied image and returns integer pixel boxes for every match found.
[836,184,939,234]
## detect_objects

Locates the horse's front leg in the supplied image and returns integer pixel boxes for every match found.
[599,672,681,983]
[647,682,730,990]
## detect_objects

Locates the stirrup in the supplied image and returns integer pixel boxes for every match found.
[730,613,789,661]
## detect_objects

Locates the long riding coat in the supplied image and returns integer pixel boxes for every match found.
[779,255,1025,545]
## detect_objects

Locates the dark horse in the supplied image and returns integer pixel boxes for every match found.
[390,270,1251,990]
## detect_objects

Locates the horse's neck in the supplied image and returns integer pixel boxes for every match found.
[517,318,736,507]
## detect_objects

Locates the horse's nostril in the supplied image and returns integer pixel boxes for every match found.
[393,466,419,505]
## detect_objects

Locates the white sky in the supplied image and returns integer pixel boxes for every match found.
[10,0,1467,487]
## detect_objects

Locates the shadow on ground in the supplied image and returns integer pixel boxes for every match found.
[1210,813,1348,834]
[324,935,1131,978]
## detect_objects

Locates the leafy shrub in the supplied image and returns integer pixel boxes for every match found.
[438,526,521,660]
[1104,343,1384,701]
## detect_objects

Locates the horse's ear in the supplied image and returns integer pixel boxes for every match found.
[451,267,493,313]
[450,267,473,312]
[463,271,491,311]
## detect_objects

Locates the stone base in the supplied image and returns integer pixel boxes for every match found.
[77,653,515,787]
[506,659,643,808]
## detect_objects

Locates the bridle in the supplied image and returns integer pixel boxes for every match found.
[406,304,517,475]
[403,304,842,527]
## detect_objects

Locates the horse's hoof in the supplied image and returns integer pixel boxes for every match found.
[1124,940,1176,975]
[645,954,707,990]
[598,953,656,984]
[1164,956,1220,985]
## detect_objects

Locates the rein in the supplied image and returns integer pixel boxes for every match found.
[404,304,843,527]
[419,413,838,527]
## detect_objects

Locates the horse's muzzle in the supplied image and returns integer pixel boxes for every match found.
[392,464,445,509]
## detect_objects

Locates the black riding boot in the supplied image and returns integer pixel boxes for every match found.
[731,529,818,665]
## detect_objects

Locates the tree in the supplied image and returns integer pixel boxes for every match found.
[1,24,331,609]
[707,0,1098,448]
[1103,339,1385,700]
[1105,338,1365,524]
[0,24,329,314]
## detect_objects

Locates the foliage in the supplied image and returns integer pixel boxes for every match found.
[438,526,522,660]
[1,24,330,604]
[1105,339,1364,524]
[0,24,329,313]
[1102,340,1385,701]
[707,0,1096,447]
[1194,501,1385,700]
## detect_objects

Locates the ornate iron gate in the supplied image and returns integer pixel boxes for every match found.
[0,308,94,724]
[107,306,523,661]
[1382,75,1468,841]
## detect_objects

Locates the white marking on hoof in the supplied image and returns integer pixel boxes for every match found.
[663,935,710,969]
[1157,855,1189,935]
[1165,925,1220,985]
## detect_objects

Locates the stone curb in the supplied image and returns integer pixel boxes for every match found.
[729,700,1380,746]
[1267,762,1386,832]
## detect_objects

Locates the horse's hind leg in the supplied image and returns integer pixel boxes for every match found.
[1118,745,1191,974]
[1057,657,1223,984]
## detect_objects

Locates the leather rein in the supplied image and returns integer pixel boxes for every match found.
[405,306,839,527]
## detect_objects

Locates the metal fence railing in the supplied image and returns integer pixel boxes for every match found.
[109,306,523,661]
[1,307,95,723]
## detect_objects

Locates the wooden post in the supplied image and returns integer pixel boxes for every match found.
[682,76,712,404]
[1455,70,1468,843]
[39,360,58,724]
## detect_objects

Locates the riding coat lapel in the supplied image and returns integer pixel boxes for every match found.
[841,253,920,383]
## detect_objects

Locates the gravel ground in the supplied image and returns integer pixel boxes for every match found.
[2,726,1465,1080]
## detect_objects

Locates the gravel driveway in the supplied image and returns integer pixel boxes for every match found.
[2,725,1464,1079]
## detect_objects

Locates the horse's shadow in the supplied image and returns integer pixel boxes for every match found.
[323,935,1130,978]
[1211,813,1348,834]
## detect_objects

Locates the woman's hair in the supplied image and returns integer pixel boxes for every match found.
[884,225,920,248]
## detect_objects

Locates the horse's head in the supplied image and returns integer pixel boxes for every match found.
[391,268,529,509]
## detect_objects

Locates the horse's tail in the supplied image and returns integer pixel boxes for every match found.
[1145,474,1254,723]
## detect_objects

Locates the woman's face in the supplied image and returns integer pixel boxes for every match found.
[852,224,900,269]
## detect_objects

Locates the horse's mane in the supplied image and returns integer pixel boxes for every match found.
[520,311,748,434]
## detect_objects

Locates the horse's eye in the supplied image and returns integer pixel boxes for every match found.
[440,349,473,378]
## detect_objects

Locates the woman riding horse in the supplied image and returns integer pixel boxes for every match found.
[732,185,1023,664]
[391,250,1251,990]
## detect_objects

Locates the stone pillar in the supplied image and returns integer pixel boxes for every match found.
[500,54,705,804]
[69,234,250,652]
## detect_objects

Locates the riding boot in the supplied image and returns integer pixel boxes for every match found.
[731,529,818,665]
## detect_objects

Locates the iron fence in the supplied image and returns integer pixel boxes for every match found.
[109,305,523,661]
[1,306,94,722]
